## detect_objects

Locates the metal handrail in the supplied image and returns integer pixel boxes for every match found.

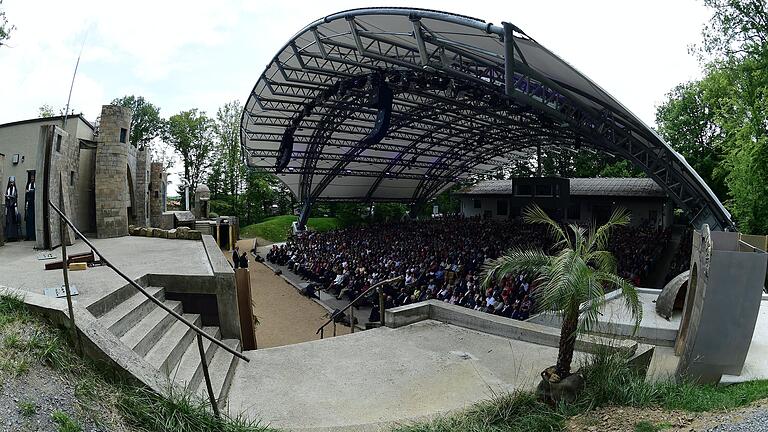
[316,276,402,338]
[49,200,249,417]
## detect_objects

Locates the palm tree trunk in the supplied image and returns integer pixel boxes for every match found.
[555,311,579,378]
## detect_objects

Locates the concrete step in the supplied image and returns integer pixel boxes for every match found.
[197,339,241,407]
[86,277,150,318]
[120,300,183,356]
[169,326,221,392]
[145,314,201,376]
[98,287,165,338]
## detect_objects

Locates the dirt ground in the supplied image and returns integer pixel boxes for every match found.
[566,399,768,431]
[235,239,350,349]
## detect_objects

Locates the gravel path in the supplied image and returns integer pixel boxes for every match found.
[0,365,109,432]
[706,407,768,431]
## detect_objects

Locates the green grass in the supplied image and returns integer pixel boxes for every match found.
[240,215,344,242]
[17,400,37,417]
[0,291,277,432]
[634,420,671,432]
[396,347,768,432]
[52,410,82,432]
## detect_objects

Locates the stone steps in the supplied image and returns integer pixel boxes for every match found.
[98,287,164,337]
[96,283,243,408]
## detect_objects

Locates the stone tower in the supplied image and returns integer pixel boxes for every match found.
[149,162,166,227]
[94,105,135,238]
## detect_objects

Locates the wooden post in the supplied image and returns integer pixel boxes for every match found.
[379,287,385,326]
[235,268,257,350]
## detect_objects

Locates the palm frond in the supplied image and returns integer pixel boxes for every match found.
[480,248,552,288]
[585,250,618,275]
[588,207,631,252]
[597,272,643,334]
[576,273,607,335]
[522,204,571,250]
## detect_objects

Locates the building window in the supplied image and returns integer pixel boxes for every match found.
[70,171,75,186]
[119,128,128,143]
[55,134,62,152]
[473,199,481,209]
[497,200,508,216]
[154,191,159,198]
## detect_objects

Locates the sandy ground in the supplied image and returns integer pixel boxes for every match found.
[234,239,349,348]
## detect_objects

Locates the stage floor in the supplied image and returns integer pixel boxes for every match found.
[0,237,212,308]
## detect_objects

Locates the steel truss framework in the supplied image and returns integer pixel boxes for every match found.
[241,7,734,230]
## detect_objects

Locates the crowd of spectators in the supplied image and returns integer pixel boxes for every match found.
[266,216,668,323]
[607,225,670,285]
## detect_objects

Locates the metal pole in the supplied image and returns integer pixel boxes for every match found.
[185,186,190,211]
[503,22,515,97]
[379,287,385,327]
[197,333,220,419]
[333,321,336,337]
[320,328,324,340]
[350,306,354,334]
[59,202,81,356]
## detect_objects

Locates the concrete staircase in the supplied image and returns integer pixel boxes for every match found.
[88,284,241,406]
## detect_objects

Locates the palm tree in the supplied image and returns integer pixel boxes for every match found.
[482,204,642,381]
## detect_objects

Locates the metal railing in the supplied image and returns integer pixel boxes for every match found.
[49,200,249,418]
[316,276,402,339]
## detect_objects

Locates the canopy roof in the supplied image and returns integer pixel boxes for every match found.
[456,178,666,198]
[241,7,733,230]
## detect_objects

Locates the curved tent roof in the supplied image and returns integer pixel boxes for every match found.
[241,7,733,230]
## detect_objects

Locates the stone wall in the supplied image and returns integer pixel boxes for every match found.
[134,149,150,228]
[149,162,166,227]
[95,105,133,238]
[36,125,76,248]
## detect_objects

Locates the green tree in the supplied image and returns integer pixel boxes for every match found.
[655,79,728,199]
[165,109,215,209]
[0,0,14,47]
[207,100,245,217]
[482,205,641,380]
[111,95,164,150]
[38,105,57,118]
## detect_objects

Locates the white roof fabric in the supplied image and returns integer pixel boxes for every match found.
[457,178,666,198]
[241,7,733,230]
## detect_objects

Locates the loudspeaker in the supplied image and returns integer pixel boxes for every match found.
[276,127,296,172]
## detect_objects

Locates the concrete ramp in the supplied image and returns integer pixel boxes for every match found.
[229,320,576,431]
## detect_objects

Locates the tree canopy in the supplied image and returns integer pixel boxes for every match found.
[164,109,215,209]
[656,0,768,234]
[0,0,14,47]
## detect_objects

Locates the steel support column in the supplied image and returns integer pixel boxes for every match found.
[297,199,313,231]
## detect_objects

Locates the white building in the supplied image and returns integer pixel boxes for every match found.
[456,177,672,227]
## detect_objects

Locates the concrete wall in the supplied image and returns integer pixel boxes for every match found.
[0,153,4,245]
[386,300,637,355]
[95,105,134,238]
[35,125,77,248]
[0,116,93,239]
[146,235,242,341]
[75,147,96,233]
[149,162,166,227]
[675,227,768,383]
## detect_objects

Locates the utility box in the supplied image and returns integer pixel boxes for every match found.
[675,226,768,383]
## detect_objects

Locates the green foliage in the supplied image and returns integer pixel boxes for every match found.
[400,347,768,432]
[51,410,82,432]
[165,109,216,209]
[38,104,58,118]
[17,400,36,417]
[111,95,165,151]
[657,0,768,233]
[240,215,344,242]
[0,0,14,46]
[482,205,641,376]
[634,421,671,432]
[0,292,277,432]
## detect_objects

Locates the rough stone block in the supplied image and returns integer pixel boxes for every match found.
[187,230,202,240]
[167,229,177,239]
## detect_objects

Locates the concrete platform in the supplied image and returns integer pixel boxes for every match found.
[0,237,211,308]
[229,319,586,431]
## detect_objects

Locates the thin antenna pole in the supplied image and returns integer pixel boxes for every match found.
[62,28,89,131]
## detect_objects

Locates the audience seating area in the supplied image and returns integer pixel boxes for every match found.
[266,217,672,323]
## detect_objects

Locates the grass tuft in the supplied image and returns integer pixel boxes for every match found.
[51,410,82,432]
[17,399,37,417]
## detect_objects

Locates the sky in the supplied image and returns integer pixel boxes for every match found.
[0,0,712,188]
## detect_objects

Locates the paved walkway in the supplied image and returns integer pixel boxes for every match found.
[236,240,349,348]
[229,319,580,431]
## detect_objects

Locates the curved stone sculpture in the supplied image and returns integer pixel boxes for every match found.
[655,270,689,320]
